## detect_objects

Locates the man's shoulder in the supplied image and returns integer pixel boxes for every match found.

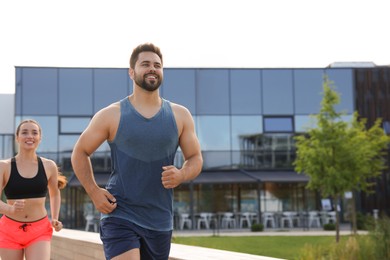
[98,101,121,115]
[169,101,189,112]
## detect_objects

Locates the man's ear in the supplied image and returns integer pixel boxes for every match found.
[128,68,134,80]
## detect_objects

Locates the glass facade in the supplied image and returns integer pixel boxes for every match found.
[11,66,358,230]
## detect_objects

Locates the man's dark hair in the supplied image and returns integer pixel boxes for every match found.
[130,43,163,69]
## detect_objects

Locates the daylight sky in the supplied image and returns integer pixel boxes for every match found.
[1,0,389,94]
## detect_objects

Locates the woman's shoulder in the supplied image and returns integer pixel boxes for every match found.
[0,158,11,167]
[39,157,58,171]
[0,159,11,176]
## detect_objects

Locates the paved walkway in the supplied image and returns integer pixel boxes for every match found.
[173,224,366,237]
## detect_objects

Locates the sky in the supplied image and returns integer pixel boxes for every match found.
[1,0,389,94]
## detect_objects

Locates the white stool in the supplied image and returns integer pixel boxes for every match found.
[85,214,98,232]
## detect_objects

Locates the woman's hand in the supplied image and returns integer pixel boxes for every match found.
[51,219,63,232]
[9,200,25,213]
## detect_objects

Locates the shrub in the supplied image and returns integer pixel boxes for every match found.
[323,223,336,231]
[296,216,390,260]
[368,216,390,259]
[251,223,264,232]
[356,212,375,230]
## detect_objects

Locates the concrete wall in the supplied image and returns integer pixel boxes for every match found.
[51,229,282,260]
[0,94,14,134]
[51,229,105,260]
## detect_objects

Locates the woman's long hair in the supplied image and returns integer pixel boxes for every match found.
[57,166,68,190]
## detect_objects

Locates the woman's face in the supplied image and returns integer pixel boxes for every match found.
[16,122,41,150]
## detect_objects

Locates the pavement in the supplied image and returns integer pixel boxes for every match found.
[173,223,367,237]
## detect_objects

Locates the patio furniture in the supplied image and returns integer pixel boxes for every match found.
[308,211,321,228]
[324,211,336,224]
[280,211,295,228]
[220,212,236,229]
[197,212,212,229]
[262,212,276,228]
[239,212,257,228]
[85,214,99,232]
[179,213,192,230]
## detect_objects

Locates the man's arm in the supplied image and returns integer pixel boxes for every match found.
[71,105,118,213]
[177,107,203,182]
[161,105,203,188]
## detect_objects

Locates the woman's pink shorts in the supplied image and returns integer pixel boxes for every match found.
[0,215,53,249]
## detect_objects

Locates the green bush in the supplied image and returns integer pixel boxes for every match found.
[251,223,264,232]
[296,216,390,260]
[323,223,336,231]
[368,216,390,259]
[356,212,375,230]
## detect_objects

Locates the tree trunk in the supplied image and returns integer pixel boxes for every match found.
[334,196,340,243]
[351,191,357,235]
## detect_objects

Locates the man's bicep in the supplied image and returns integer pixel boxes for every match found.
[179,116,201,159]
[76,117,109,156]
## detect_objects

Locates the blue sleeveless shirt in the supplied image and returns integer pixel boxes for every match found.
[103,97,179,231]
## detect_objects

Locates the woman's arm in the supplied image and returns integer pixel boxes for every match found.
[46,159,63,231]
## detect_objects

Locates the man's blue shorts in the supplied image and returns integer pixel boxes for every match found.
[100,217,172,260]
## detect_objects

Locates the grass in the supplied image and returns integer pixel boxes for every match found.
[172,235,350,260]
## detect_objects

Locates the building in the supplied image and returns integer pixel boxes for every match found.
[1,64,389,230]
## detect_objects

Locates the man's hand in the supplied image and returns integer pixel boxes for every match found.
[161,165,185,189]
[89,187,117,214]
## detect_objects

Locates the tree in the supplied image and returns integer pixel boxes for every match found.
[294,76,390,242]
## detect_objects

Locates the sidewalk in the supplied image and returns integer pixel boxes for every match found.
[173,223,366,237]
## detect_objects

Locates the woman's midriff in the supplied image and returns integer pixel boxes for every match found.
[6,197,48,222]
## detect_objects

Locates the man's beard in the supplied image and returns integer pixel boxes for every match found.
[134,72,162,92]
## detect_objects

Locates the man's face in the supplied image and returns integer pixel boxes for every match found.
[130,52,163,92]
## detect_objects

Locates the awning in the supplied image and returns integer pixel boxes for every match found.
[67,171,111,187]
[189,171,255,184]
[67,169,309,187]
[241,170,309,183]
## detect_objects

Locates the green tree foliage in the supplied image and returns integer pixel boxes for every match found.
[294,76,390,242]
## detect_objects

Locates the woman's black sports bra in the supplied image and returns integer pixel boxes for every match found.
[4,157,48,199]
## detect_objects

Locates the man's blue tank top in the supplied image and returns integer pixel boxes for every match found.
[103,97,179,231]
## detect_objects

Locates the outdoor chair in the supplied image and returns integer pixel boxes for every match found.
[262,212,276,228]
[179,213,192,230]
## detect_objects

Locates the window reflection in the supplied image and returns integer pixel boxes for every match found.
[0,135,14,159]
[197,116,230,150]
[295,115,317,133]
[325,69,354,113]
[230,69,262,114]
[294,69,324,114]
[263,117,293,132]
[163,69,196,114]
[197,69,230,115]
[262,70,293,115]
[231,116,262,150]
[202,151,232,169]
[60,117,91,134]
[21,68,58,115]
[239,133,296,169]
[94,69,130,112]
[59,68,93,115]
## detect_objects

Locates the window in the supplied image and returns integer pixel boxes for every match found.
[263,116,293,133]
[59,68,93,115]
[60,117,91,134]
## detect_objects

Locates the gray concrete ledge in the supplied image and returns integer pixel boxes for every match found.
[51,229,284,260]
